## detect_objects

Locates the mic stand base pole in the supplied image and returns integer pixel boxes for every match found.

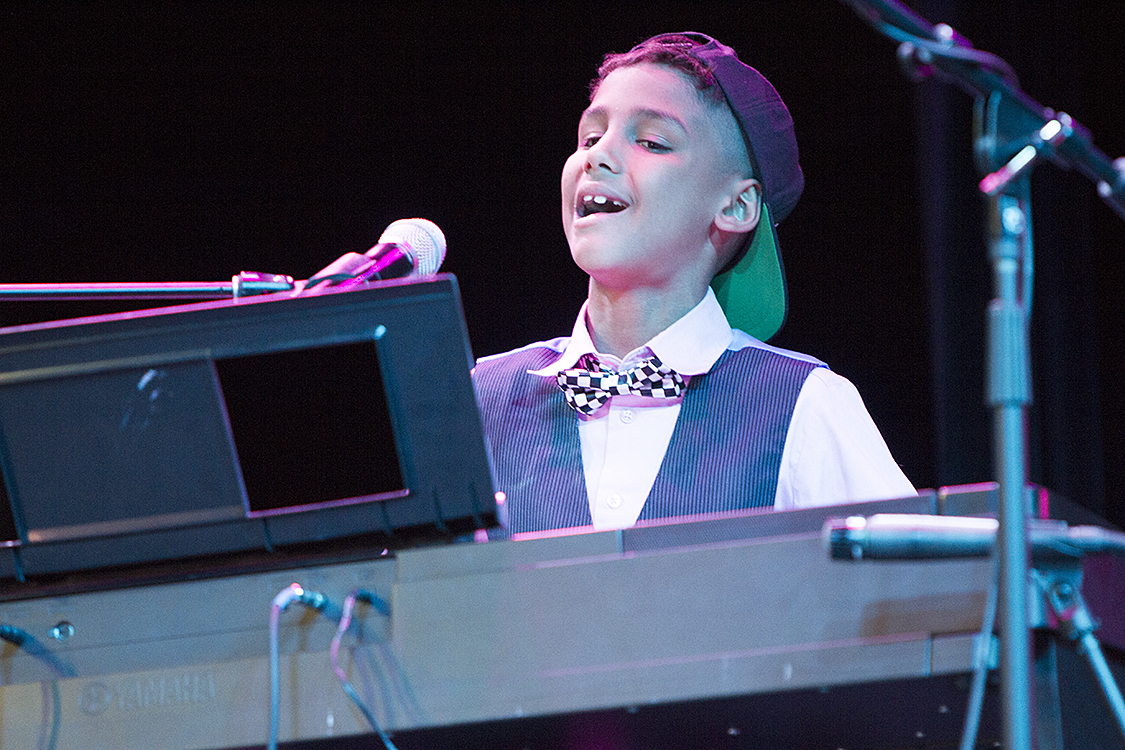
[995,405,1033,750]
[986,187,1035,750]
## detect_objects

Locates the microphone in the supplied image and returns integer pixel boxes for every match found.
[825,514,1125,562]
[302,218,447,292]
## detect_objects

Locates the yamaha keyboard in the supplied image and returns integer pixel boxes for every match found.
[1,487,1122,749]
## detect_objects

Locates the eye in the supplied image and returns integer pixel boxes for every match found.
[638,139,671,153]
[579,133,602,149]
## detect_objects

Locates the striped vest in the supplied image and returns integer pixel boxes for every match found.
[473,344,819,534]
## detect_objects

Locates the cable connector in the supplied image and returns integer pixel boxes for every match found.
[297,588,329,612]
[354,589,392,618]
[271,582,342,621]
[270,582,307,611]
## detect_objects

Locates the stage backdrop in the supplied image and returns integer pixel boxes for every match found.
[3,1,1123,526]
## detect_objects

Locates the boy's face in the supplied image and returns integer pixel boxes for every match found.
[561,63,749,294]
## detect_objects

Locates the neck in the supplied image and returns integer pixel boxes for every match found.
[585,281,707,359]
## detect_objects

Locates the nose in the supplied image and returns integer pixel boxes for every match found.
[584,132,621,175]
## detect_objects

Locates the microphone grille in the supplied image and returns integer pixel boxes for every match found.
[377,218,447,276]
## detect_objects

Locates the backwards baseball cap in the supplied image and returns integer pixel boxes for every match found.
[628,33,804,341]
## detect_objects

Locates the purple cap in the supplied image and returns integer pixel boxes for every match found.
[630,32,804,340]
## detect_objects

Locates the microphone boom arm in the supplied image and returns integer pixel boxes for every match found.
[0,271,295,301]
[839,0,1125,220]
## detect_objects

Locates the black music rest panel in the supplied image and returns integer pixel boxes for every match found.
[0,360,248,543]
[0,275,496,579]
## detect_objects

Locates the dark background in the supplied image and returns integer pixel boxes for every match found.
[2,2,1123,525]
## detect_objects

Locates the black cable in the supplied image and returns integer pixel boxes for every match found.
[876,21,1020,87]
[267,583,341,750]
[331,590,397,750]
[959,551,1000,750]
[0,624,27,646]
[840,0,1019,86]
[2,625,68,750]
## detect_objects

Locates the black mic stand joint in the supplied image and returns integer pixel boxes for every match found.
[1030,558,1125,747]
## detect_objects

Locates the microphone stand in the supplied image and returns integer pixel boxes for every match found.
[838,2,1125,749]
[0,271,295,301]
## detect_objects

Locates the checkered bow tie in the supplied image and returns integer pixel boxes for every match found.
[556,354,686,415]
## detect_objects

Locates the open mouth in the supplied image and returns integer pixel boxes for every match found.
[577,194,629,218]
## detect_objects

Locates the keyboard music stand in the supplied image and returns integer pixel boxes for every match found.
[0,275,497,582]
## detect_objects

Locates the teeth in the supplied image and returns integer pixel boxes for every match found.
[579,195,627,217]
[584,194,622,206]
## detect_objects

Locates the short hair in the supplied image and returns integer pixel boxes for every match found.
[592,34,728,108]
[590,34,757,182]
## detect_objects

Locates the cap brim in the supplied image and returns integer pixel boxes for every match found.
[710,202,787,341]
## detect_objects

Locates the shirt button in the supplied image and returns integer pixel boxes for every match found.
[620,409,635,424]
[606,493,623,509]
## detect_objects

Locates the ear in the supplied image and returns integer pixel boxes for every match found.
[714,179,763,233]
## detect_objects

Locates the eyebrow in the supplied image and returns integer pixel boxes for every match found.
[579,105,689,135]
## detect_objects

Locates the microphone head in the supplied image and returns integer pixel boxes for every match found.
[377,218,447,276]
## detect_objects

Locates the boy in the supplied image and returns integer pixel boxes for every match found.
[474,32,914,535]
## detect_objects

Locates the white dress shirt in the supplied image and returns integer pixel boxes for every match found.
[529,289,915,530]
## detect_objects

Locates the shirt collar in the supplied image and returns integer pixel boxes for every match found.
[527,300,598,375]
[529,288,733,377]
